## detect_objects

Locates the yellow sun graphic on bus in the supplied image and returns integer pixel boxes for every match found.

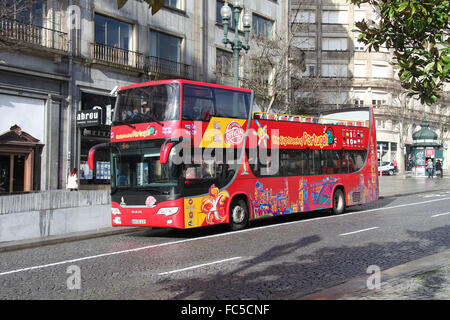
[253,120,270,147]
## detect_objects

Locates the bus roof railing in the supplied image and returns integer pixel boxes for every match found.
[252,112,369,128]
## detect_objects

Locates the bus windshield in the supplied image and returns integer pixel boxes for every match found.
[182,84,251,121]
[111,140,182,195]
[114,83,180,124]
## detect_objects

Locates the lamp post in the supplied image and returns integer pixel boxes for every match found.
[220,0,252,87]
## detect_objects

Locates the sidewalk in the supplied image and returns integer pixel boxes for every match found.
[379,172,450,198]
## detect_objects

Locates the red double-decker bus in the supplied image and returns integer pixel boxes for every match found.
[88,79,378,230]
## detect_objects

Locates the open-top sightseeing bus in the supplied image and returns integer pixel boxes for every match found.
[88,79,379,230]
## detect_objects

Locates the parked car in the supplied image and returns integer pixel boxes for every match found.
[378,161,396,175]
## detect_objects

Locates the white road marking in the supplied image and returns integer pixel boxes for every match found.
[431,212,450,218]
[1,196,449,277]
[339,227,379,236]
[158,257,242,276]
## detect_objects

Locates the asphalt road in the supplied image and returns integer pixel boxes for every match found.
[0,190,449,300]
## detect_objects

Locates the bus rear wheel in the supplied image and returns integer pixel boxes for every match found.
[229,198,249,231]
[332,188,345,215]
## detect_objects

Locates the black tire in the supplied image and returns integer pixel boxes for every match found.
[388,170,394,176]
[229,198,249,231]
[332,188,345,215]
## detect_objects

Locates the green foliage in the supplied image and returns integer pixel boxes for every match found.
[350,0,450,105]
[117,0,165,14]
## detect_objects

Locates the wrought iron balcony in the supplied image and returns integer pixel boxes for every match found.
[147,56,191,79]
[91,42,145,70]
[90,43,191,79]
[0,18,69,53]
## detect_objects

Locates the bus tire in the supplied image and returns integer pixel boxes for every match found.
[229,198,249,231]
[332,188,345,215]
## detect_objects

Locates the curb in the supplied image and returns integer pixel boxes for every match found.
[0,227,141,253]
[380,186,450,199]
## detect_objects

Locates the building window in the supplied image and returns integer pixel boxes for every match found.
[354,33,366,51]
[216,0,238,29]
[165,0,182,10]
[354,10,366,24]
[372,92,387,108]
[302,64,316,78]
[94,13,132,50]
[293,37,315,50]
[322,10,348,24]
[252,14,273,40]
[216,48,233,84]
[321,64,348,78]
[322,37,348,51]
[292,10,316,24]
[372,64,390,79]
[354,63,366,78]
[150,30,181,63]
[3,0,45,26]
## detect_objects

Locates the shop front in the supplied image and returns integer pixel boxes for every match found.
[77,92,115,189]
[0,125,43,193]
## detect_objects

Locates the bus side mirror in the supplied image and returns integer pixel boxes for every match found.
[88,147,96,170]
[87,142,111,170]
[160,142,174,164]
[160,137,181,164]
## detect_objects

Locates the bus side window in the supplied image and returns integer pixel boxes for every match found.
[305,149,320,175]
[342,150,351,173]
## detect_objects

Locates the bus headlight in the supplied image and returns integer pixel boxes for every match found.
[157,207,179,216]
[111,207,122,215]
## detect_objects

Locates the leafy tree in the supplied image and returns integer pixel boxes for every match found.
[117,0,165,14]
[350,0,450,105]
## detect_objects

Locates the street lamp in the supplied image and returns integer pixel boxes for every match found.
[221,0,252,87]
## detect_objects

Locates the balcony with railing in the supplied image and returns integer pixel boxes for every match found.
[91,42,145,71]
[0,18,69,53]
[90,43,191,79]
[147,56,191,79]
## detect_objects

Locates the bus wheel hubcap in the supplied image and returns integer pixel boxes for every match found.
[232,206,245,224]
[335,193,343,211]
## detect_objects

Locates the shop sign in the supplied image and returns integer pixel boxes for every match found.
[77,109,101,127]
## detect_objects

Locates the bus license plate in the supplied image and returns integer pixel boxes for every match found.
[131,219,146,225]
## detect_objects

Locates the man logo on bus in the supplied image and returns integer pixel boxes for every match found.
[224,121,245,145]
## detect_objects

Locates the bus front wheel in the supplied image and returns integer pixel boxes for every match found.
[332,188,345,215]
[229,198,249,231]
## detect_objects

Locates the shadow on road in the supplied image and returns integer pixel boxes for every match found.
[151,225,449,300]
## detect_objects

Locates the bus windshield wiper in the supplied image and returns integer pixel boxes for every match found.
[143,114,164,127]
[112,120,136,129]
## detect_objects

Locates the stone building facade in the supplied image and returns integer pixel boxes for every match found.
[0,0,285,193]
[289,0,450,173]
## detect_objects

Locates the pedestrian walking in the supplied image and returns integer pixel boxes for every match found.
[67,168,79,191]
[426,159,434,179]
[435,160,442,178]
